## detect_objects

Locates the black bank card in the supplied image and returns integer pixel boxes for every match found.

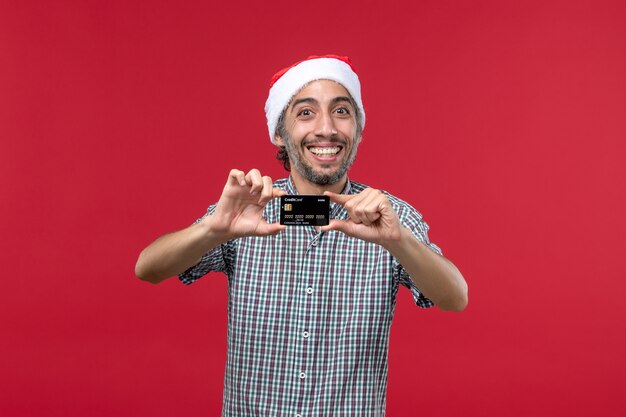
[280,195,330,226]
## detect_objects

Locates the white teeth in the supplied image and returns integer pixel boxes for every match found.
[309,147,340,155]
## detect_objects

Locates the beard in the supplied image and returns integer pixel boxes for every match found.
[282,131,360,186]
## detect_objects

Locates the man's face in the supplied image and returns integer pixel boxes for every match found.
[276,79,360,186]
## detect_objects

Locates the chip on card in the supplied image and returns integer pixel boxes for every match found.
[280,195,330,226]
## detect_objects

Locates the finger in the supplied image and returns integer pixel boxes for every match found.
[343,191,373,224]
[357,190,384,225]
[258,176,274,205]
[346,188,384,225]
[245,169,264,194]
[323,191,356,206]
[324,191,366,223]
[321,219,354,235]
[256,221,287,236]
[228,169,246,186]
[349,194,373,225]
[363,210,382,225]
[354,207,379,226]
[353,211,376,226]
[272,188,287,198]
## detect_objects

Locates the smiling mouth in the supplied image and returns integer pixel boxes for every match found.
[307,146,342,156]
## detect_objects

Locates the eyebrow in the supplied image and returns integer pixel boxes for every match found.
[289,96,354,113]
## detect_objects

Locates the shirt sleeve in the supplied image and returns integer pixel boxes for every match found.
[178,204,231,285]
[393,205,442,308]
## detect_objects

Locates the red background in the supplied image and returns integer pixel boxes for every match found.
[2,1,625,416]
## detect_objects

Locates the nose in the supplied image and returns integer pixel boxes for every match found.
[314,111,337,138]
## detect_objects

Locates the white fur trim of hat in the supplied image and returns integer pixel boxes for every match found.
[264,55,366,144]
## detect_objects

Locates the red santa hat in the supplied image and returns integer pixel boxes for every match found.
[264,54,366,144]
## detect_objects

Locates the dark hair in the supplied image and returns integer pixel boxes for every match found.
[274,99,363,172]
[275,112,291,171]
[276,146,291,171]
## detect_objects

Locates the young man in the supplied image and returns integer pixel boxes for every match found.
[136,55,468,416]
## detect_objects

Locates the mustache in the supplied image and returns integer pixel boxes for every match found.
[303,137,347,146]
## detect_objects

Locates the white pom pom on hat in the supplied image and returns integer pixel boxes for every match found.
[264,54,366,144]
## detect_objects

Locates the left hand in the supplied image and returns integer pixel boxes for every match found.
[321,188,403,246]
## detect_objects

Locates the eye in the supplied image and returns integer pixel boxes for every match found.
[335,107,351,116]
[297,108,313,117]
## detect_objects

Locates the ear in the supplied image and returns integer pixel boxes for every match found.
[274,134,285,147]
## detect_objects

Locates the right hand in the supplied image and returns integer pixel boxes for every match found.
[204,168,286,240]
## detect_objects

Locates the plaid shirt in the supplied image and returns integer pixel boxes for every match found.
[180,177,442,417]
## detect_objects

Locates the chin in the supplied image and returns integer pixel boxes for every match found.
[304,168,346,186]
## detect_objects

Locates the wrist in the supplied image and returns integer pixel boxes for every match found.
[382,226,414,255]
[197,215,236,246]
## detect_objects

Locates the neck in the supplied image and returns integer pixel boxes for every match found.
[290,174,347,195]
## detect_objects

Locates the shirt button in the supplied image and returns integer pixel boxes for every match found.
[296,414,302,417]
[299,372,306,379]
[306,287,313,294]
[311,240,318,247]
[302,331,309,338]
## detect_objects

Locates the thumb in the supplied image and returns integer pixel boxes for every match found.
[321,219,353,235]
[256,222,287,236]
